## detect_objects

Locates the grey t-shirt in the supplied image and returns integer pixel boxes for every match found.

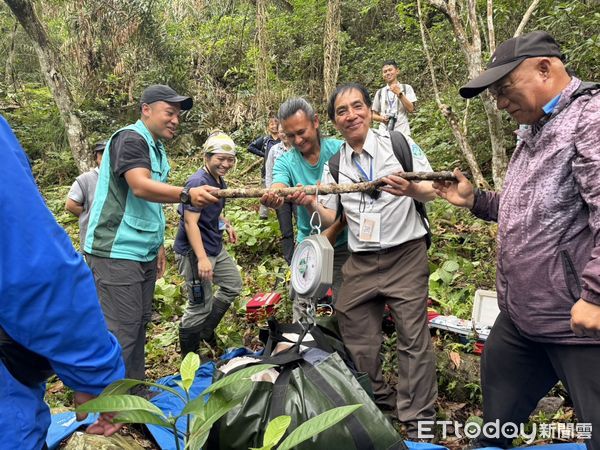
[68,168,99,249]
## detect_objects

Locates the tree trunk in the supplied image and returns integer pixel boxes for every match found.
[482,93,508,188]
[514,0,542,37]
[486,0,496,54]
[322,0,342,104]
[426,0,507,189]
[5,21,19,90]
[255,0,270,119]
[4,0,91,172]
[417,0,489,189]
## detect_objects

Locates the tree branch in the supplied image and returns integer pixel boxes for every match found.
[513,0,541,37]
[214,171,457,198]
[487,0,495,53]
[418,0,489,189]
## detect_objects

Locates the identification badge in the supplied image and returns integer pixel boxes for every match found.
[359,213,381,242]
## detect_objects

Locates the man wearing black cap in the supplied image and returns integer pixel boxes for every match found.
[435,31,600,448]
[85,84,219,382]
[66,140,106,251]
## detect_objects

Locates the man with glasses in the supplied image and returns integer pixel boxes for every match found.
[435,31,600,449]
[307,83,438,439]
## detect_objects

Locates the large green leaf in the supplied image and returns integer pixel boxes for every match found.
[181,380,252,418]
[99,378,185,402]
[112,410,172,427]
[199,364,275,396]
[180,352,200,392]
[442,260,460,273]
[99,379,145,396]
[262,415,291,449]
[186,392,246,449]
[277,404,362,450]
[75,394,167,420]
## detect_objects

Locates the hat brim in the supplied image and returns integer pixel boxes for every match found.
[207,150,237,156]
[163,95,193,110]
[459,58,525,99]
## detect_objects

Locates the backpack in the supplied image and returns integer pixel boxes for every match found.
[328,131,432,248]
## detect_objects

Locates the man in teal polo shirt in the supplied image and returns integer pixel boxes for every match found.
[85,85,219,381]
[261,97,348,321]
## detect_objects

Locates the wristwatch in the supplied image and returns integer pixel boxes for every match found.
[180,186,192,205]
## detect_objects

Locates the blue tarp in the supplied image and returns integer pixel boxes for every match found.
[46,347,587,450]
[146,347,259,449]
[46,412,97,450]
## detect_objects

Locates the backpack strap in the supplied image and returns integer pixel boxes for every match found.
[329,151,341,184]
[325,148,346,220]
[572,81,600,99]
[389,131,432,248]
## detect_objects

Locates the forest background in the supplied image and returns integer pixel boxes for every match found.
[1,0,599,447]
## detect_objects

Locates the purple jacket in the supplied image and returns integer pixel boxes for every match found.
[472,78,600,344]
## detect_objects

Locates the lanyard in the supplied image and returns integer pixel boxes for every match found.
[353,154,373,181]
[386,88,397,108]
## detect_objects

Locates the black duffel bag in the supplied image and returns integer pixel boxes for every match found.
[207,319,406,450]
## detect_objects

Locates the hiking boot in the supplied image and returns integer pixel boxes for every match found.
[179,299,231,356]
[179,323,206,356]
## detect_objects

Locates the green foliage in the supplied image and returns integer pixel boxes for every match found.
[154,278,184,320]
[249,404,363,450]
[464,382,483,405]
[276,404,362,450]
[254,416,292,450]
[428,200,496,318]
[77,354,275,450]
[228,204,280,251]
[3,0,599,189]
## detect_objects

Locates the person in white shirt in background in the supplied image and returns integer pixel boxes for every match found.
[372,60,417,136]
[66,140,106,251]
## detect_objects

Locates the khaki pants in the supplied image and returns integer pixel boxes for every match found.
[176,248,242,328]
[335,237,437,434]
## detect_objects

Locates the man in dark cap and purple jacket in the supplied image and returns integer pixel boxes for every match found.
[435,31,600,449]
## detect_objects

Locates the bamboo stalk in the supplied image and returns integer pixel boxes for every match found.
[214,171,457,198]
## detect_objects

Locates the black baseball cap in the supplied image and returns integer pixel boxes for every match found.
[140,84,193,110]
[459,31,563,99]
[93,140,107,154]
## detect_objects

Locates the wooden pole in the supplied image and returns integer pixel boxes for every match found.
[214,171,457,199]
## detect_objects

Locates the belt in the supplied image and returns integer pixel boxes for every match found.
[353,237,426,256]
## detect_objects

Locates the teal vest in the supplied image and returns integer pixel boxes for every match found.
[84,120,170,261]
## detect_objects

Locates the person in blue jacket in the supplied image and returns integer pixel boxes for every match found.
[0,115,126,449]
